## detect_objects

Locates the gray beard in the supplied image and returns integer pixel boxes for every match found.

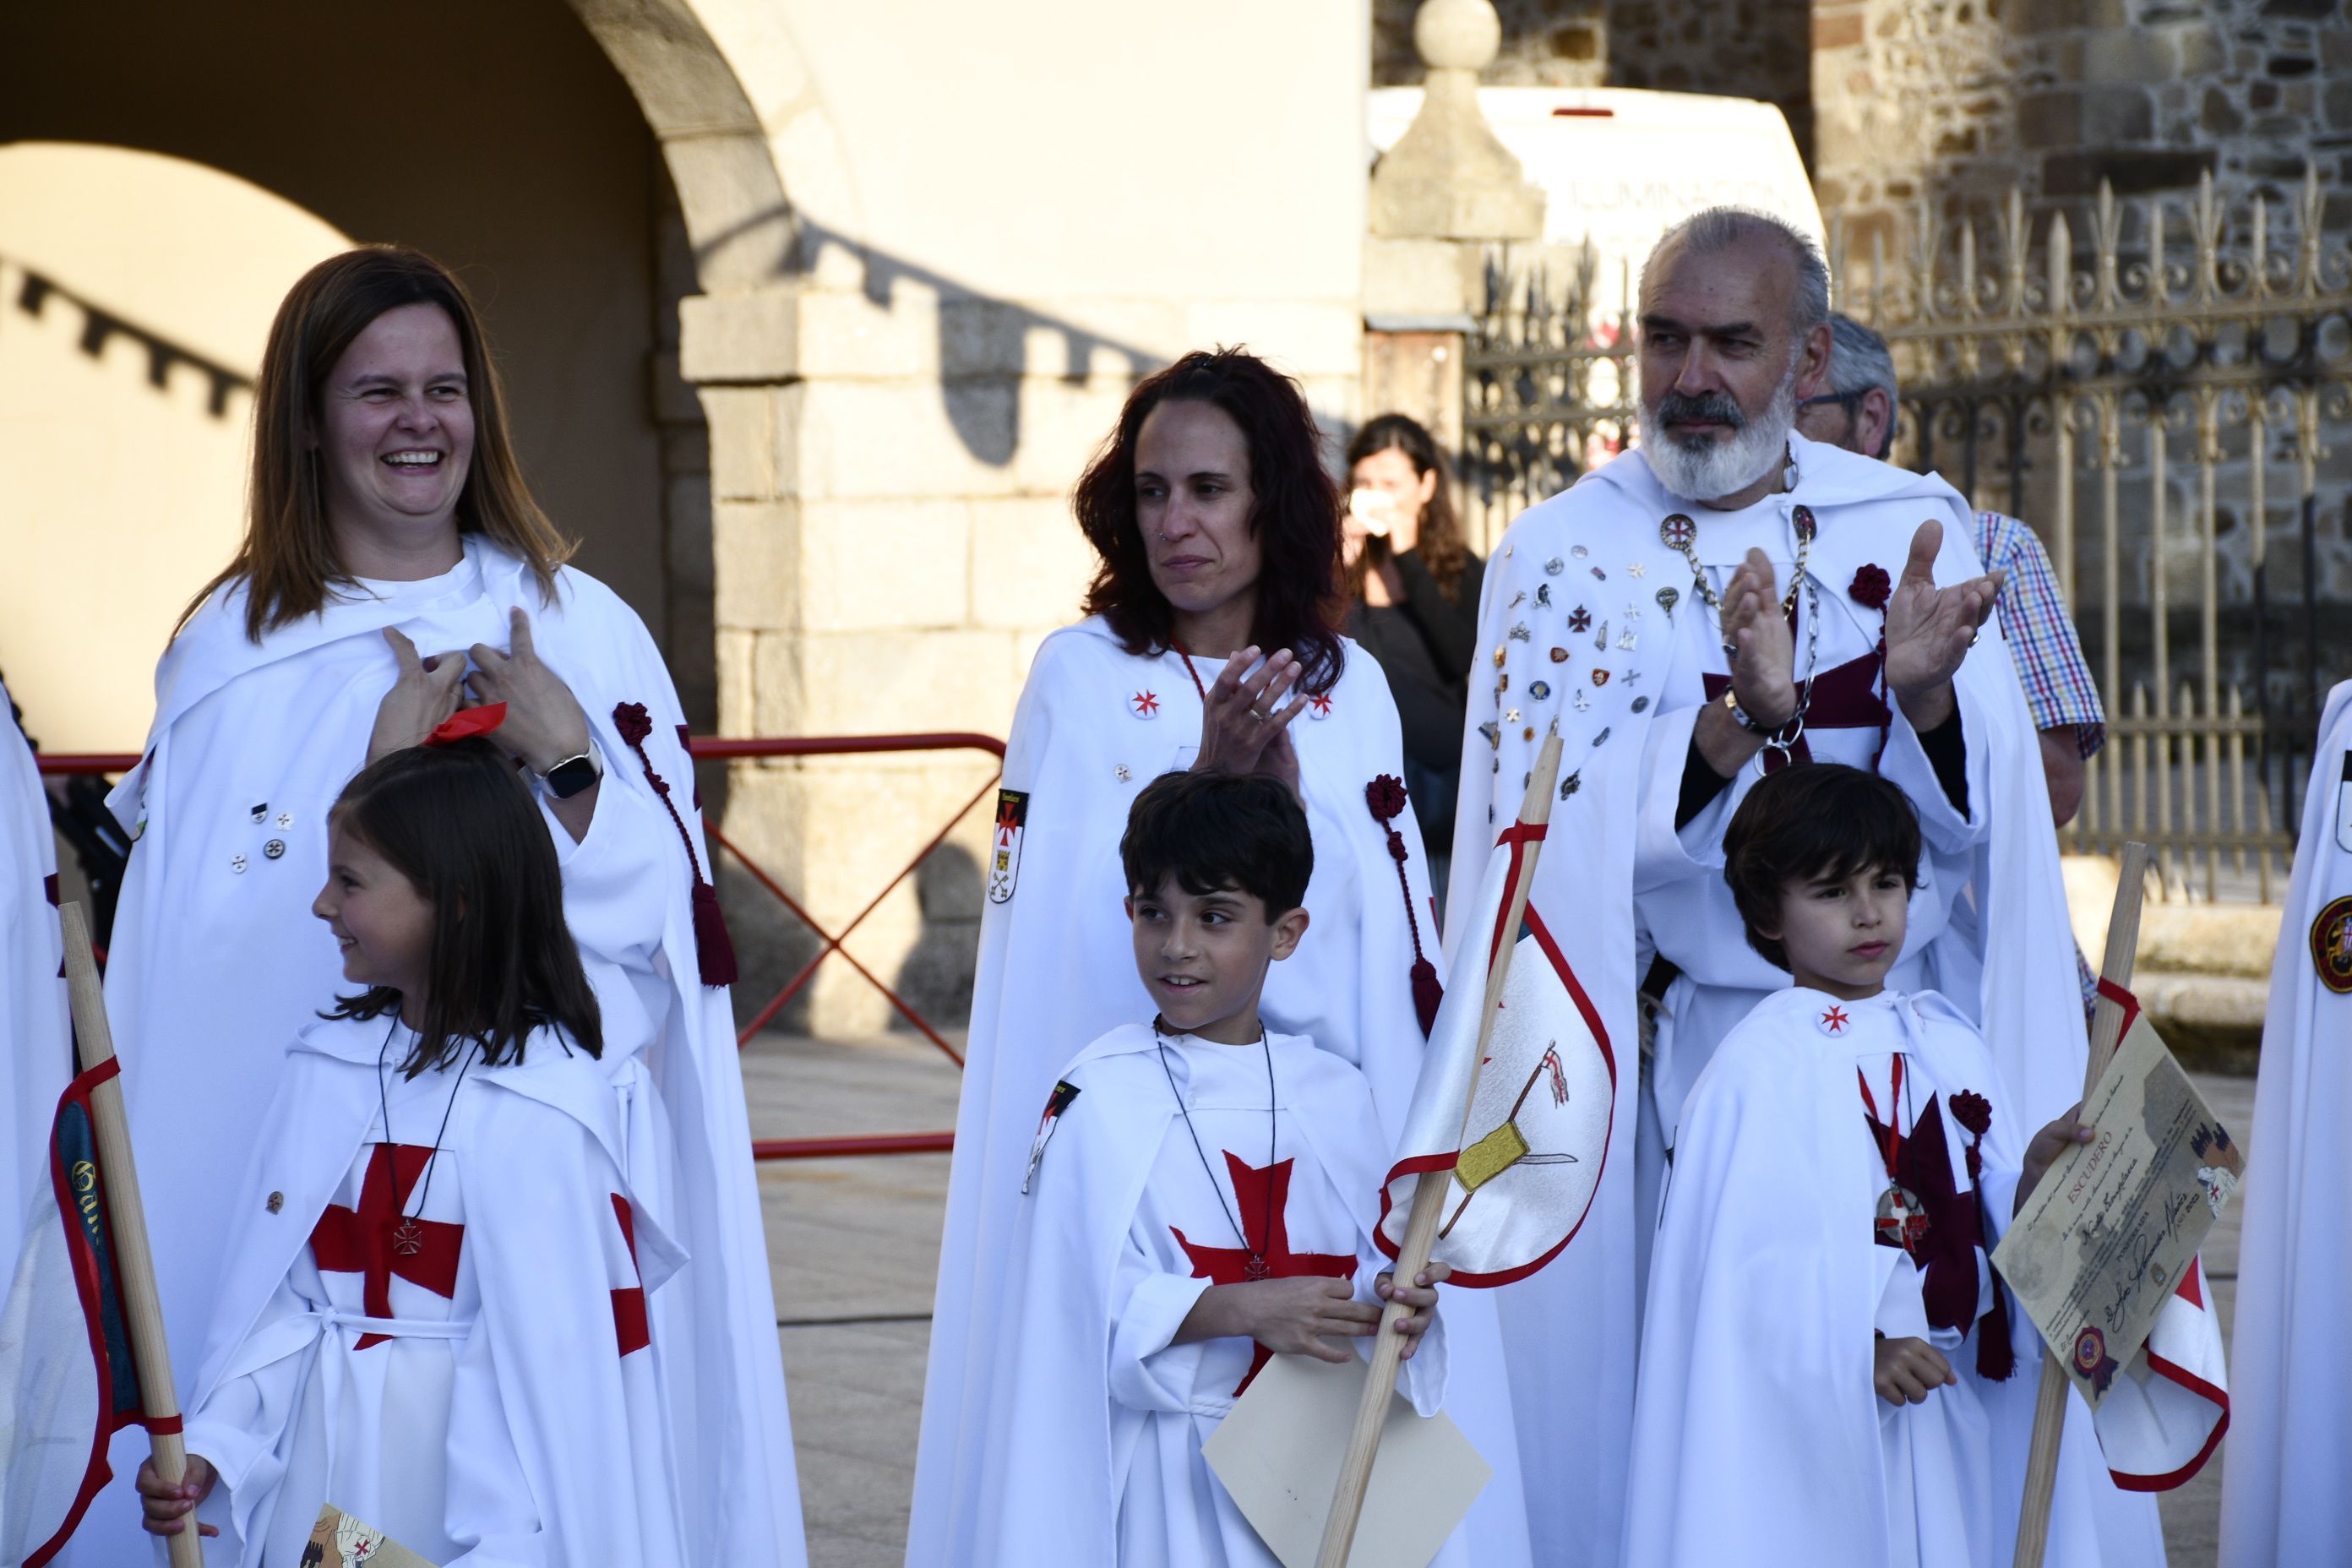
[1637,366,1800,504]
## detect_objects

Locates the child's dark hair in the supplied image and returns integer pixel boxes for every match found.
[324,737,602,1074]
[1722,763,1922,971]
[1119,770,1312,919]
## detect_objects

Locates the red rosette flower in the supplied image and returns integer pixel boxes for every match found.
[1948,1090,1993,1140]
[1364,774,1409,826]
[612,700,654,746]
[1849,563,1892,612]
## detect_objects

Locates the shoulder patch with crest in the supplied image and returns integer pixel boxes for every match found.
[988,788,1029,904]
[1022,1080,1081,1194]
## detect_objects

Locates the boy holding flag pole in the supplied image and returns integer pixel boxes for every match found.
[1319,727,1614,1565]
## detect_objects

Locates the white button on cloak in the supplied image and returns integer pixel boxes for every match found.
[230,854,248,874]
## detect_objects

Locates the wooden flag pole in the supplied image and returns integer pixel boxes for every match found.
[2010,841,2148,1568]
[58,902,206,1568]
[1315,732,1563,1568]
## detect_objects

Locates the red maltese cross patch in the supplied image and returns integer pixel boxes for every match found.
[1818,1005,1850,1036]
[1130,690,1161,719]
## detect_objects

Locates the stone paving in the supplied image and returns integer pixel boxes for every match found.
[744,1029,2254,1568]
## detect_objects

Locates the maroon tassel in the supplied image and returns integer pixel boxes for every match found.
[614,700,735,988]
[1978,1263,2017,1380]
[692,879,738,986]
[1365,775,1443,1037]
[1410,957,1442,1037]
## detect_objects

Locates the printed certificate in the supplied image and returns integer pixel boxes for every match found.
[1989,1006,2244,1407]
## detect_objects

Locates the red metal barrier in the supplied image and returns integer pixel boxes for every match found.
[36,737,996,1164]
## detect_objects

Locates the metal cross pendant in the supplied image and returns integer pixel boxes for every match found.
[391,1218,425,1258]
[1243,1254,1271,1281]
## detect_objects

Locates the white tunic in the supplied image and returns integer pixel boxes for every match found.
[910,618,1530,1566]
[1,675,68,1240]
[71,539,802,1568]
[182,1016,687,1566]
[1623,988,2023,1568]
[2218,680,2352,1565]
[1449,435,2145,1565]
[971,1025,1457,1568]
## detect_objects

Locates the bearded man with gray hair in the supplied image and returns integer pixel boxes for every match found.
[1446,208,2143,1566]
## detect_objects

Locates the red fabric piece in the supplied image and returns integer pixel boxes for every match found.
[610,700,736,986]
[609,1193,651,1357]
[308,1144,465,1349]
[1701,647,1892,772]
[140,1415,182,1435]
[1171,1152,1357,1395]
[423,703,506,747]
[1365,775,1442,1036]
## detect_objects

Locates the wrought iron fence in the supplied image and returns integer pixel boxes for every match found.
[1461,171,2352,902]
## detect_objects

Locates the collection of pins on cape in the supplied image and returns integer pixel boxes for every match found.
[1481,506,1818,814]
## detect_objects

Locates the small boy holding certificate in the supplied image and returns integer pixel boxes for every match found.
[959,770,1456,1567]
[1623,764,2090,1568]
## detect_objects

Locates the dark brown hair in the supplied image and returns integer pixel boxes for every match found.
[182,246,573,642]
[1343,412,1471,602]
[1722,763,1922,971]
[1075,347,1346,695]
[1120,770,1314,920]
[325,738,602,1075]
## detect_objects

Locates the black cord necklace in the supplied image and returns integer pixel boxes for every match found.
[374,1015,481,1258]
[1153,1017,1278,1279]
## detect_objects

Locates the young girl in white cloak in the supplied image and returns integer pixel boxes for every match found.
[1624,764,2093,1568]
[134,733,685,1565]
[972,770,1454,1567]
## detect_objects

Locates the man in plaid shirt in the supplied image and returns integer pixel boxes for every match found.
[1799,313,2107,1012]
[1797,314,2107,825]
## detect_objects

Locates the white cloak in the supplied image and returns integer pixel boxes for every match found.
[909,618,1531,1566]
[970,1024,1457,1568]
[70,538,802,1568]
[182,1015,688,1566]
[2,676,68,1244]
[2217,679,2352,1565]
[1447,435,2150,1565]
[1625,987,2042,1568]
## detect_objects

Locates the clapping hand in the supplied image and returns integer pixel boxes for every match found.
[1720,547,1797,730]
[1192,645,1307,799]
[1883,520,2002,729]
[465,607,593,775]
[367,628,467,762]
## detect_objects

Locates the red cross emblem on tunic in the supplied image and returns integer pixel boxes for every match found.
[308,1144,464,1350]
[1130,690,1162,718]
[1172,1152,1358,1395]
[1819,1005,1850,1035]
[1308,693,1333,717]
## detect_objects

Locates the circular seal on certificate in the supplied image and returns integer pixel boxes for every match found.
[2072,1326,2106,1375]
[2311,894,2352,994]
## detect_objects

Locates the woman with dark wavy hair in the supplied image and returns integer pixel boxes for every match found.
[73,246,804,1568]
[1343,412,1484,867]
[910,349,1536,1567]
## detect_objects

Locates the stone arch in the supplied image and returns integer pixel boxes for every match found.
[561,0,819,293]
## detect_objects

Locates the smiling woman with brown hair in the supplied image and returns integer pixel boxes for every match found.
[69,246,806,1568]
[907,346,1536,1568]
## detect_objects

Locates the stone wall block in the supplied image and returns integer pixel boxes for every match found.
[966,496,1095,631]
[679,288,801,384]
[797,629,1013,738]
[2082,85,2155,143]
[700,384,802,502]
[749,627,811,738]
[712,498,802,633]
[1183,300,1364,379]
[716,628,759,738]
[796,288,941,379]
[796,378,1022,501]
[1009,376,1135,498]
[798,498,972,633]
[939,299,1030,378]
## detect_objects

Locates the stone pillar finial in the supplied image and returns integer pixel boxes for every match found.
[1368,0,1545,242]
